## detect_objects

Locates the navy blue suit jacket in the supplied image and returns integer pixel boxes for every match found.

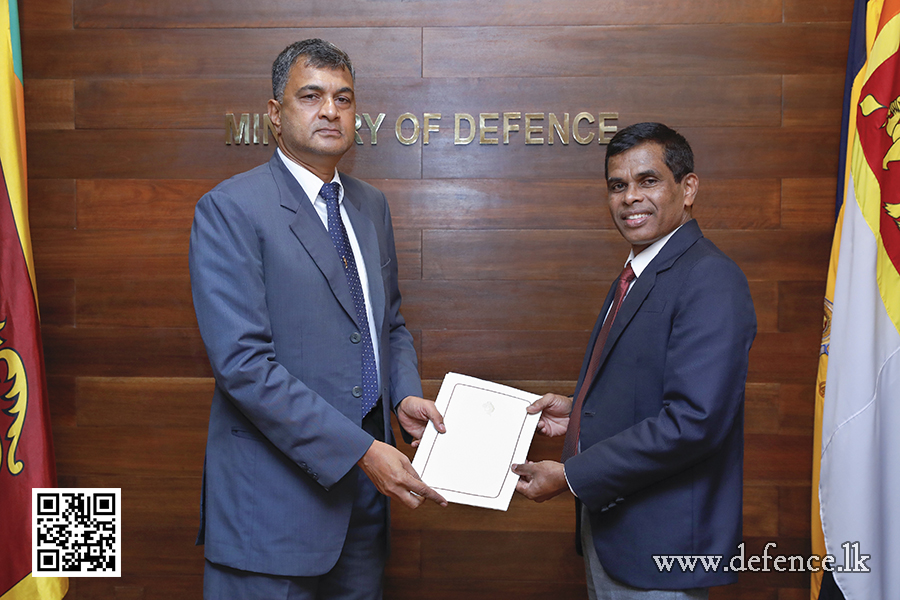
[565,220,756,589]
[189,153,422,576]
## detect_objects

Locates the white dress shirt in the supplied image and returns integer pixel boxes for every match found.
[277,148,381,388]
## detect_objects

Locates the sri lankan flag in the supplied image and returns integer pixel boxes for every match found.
[812,0,900,598]
[1,1,67,598]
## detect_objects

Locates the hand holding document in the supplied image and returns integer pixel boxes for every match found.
[411,373,541,510]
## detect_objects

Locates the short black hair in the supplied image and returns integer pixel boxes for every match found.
[605,122,694,183]
[272,39,355,102]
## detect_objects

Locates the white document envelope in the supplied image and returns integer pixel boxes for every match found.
[411,373,541,510]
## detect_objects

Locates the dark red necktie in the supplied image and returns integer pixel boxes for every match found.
[561,262,636,462]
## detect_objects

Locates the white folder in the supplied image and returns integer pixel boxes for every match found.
[411,373,541,511]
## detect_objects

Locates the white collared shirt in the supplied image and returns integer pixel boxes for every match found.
[623,222,685,285]
[277,148,381,387]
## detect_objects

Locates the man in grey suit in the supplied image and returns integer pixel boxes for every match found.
[189,39,447,599]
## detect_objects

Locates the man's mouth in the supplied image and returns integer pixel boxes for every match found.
[623,212,651,226]
[316,128,342,137]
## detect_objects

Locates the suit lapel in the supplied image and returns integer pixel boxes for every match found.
[591,220,704,380]
[343,188,386,341]
[270,154,361,327]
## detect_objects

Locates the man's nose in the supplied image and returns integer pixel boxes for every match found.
[320,97,338,119]
[623,183,641,204]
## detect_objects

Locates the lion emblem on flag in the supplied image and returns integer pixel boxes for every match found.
[860,93,900,231]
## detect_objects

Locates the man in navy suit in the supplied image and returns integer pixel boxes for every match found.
[513,123,756,599]
[190,39,447,599]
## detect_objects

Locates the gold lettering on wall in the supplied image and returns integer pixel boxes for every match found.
[225,111,617,146]
[598,112,617,145]
[502,112,521,145]
[395,113,420,145]
[479,113,499,145]
[573,112,596,145]
[549,113,569,145]
[455,113,476,145]
[423,113,441,145]
[225,113,276,145]
[362,113,386,145]
[525,113,544,145]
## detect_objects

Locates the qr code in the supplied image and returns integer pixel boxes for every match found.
[32,488,121,577]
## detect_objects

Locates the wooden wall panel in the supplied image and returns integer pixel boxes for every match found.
[53,428,206,477]
[383,178,780,231]
[21,29,423,78]
[782,178,840,230]
[418,127,840,180]
[34,278,75,327]
[784,0,855,23]
[19,0,72,29]
[23,79,74,130]
[423,229,833,282]
[26,130,422,181]
[422,25,849,78]
[27,179,75,229]
[73,0,783,28]
[76,180,215,229]
[750,282,780,334]
[30,229,190,280]
[73,75,783,129]
[75,377,212,428]
[422,230,625,281]
[41,326,210,377]
[400,280,606,331]
[76,279,195,327]
[21,1,848,597]
[783,75,845,128]
[421,331,591,381]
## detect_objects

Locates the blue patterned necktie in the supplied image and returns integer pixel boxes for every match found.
[320,182,379,417]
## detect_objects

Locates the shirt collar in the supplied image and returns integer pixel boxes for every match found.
[626,222,687,278]
[277,148,343,206]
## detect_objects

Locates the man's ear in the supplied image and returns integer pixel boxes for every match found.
[266,99,282,134]
[681,172,699,210]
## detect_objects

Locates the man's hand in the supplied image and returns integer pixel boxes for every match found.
[358,440,448,509]
[527,393,572,437]
[397,395,446,448]
[511,460,569,502]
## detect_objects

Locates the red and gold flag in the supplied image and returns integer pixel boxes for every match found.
[1,1,68,598]
[812,0,900,598]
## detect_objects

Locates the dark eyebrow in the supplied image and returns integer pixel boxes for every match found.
[636,168,663,179]
[295,84,354,98]
[296,84,324,96]
[607,168,663,188]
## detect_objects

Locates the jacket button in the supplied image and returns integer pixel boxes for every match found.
[352,386,363,398]
[350,332,362,343]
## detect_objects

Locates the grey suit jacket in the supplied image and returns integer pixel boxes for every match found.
[189,152,422,576]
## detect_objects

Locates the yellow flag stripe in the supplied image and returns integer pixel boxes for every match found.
[1,0,38,304]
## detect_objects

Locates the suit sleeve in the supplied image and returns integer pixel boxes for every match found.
[380,196,424,410]
[189,188,374,491]
[565,254,757,511]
